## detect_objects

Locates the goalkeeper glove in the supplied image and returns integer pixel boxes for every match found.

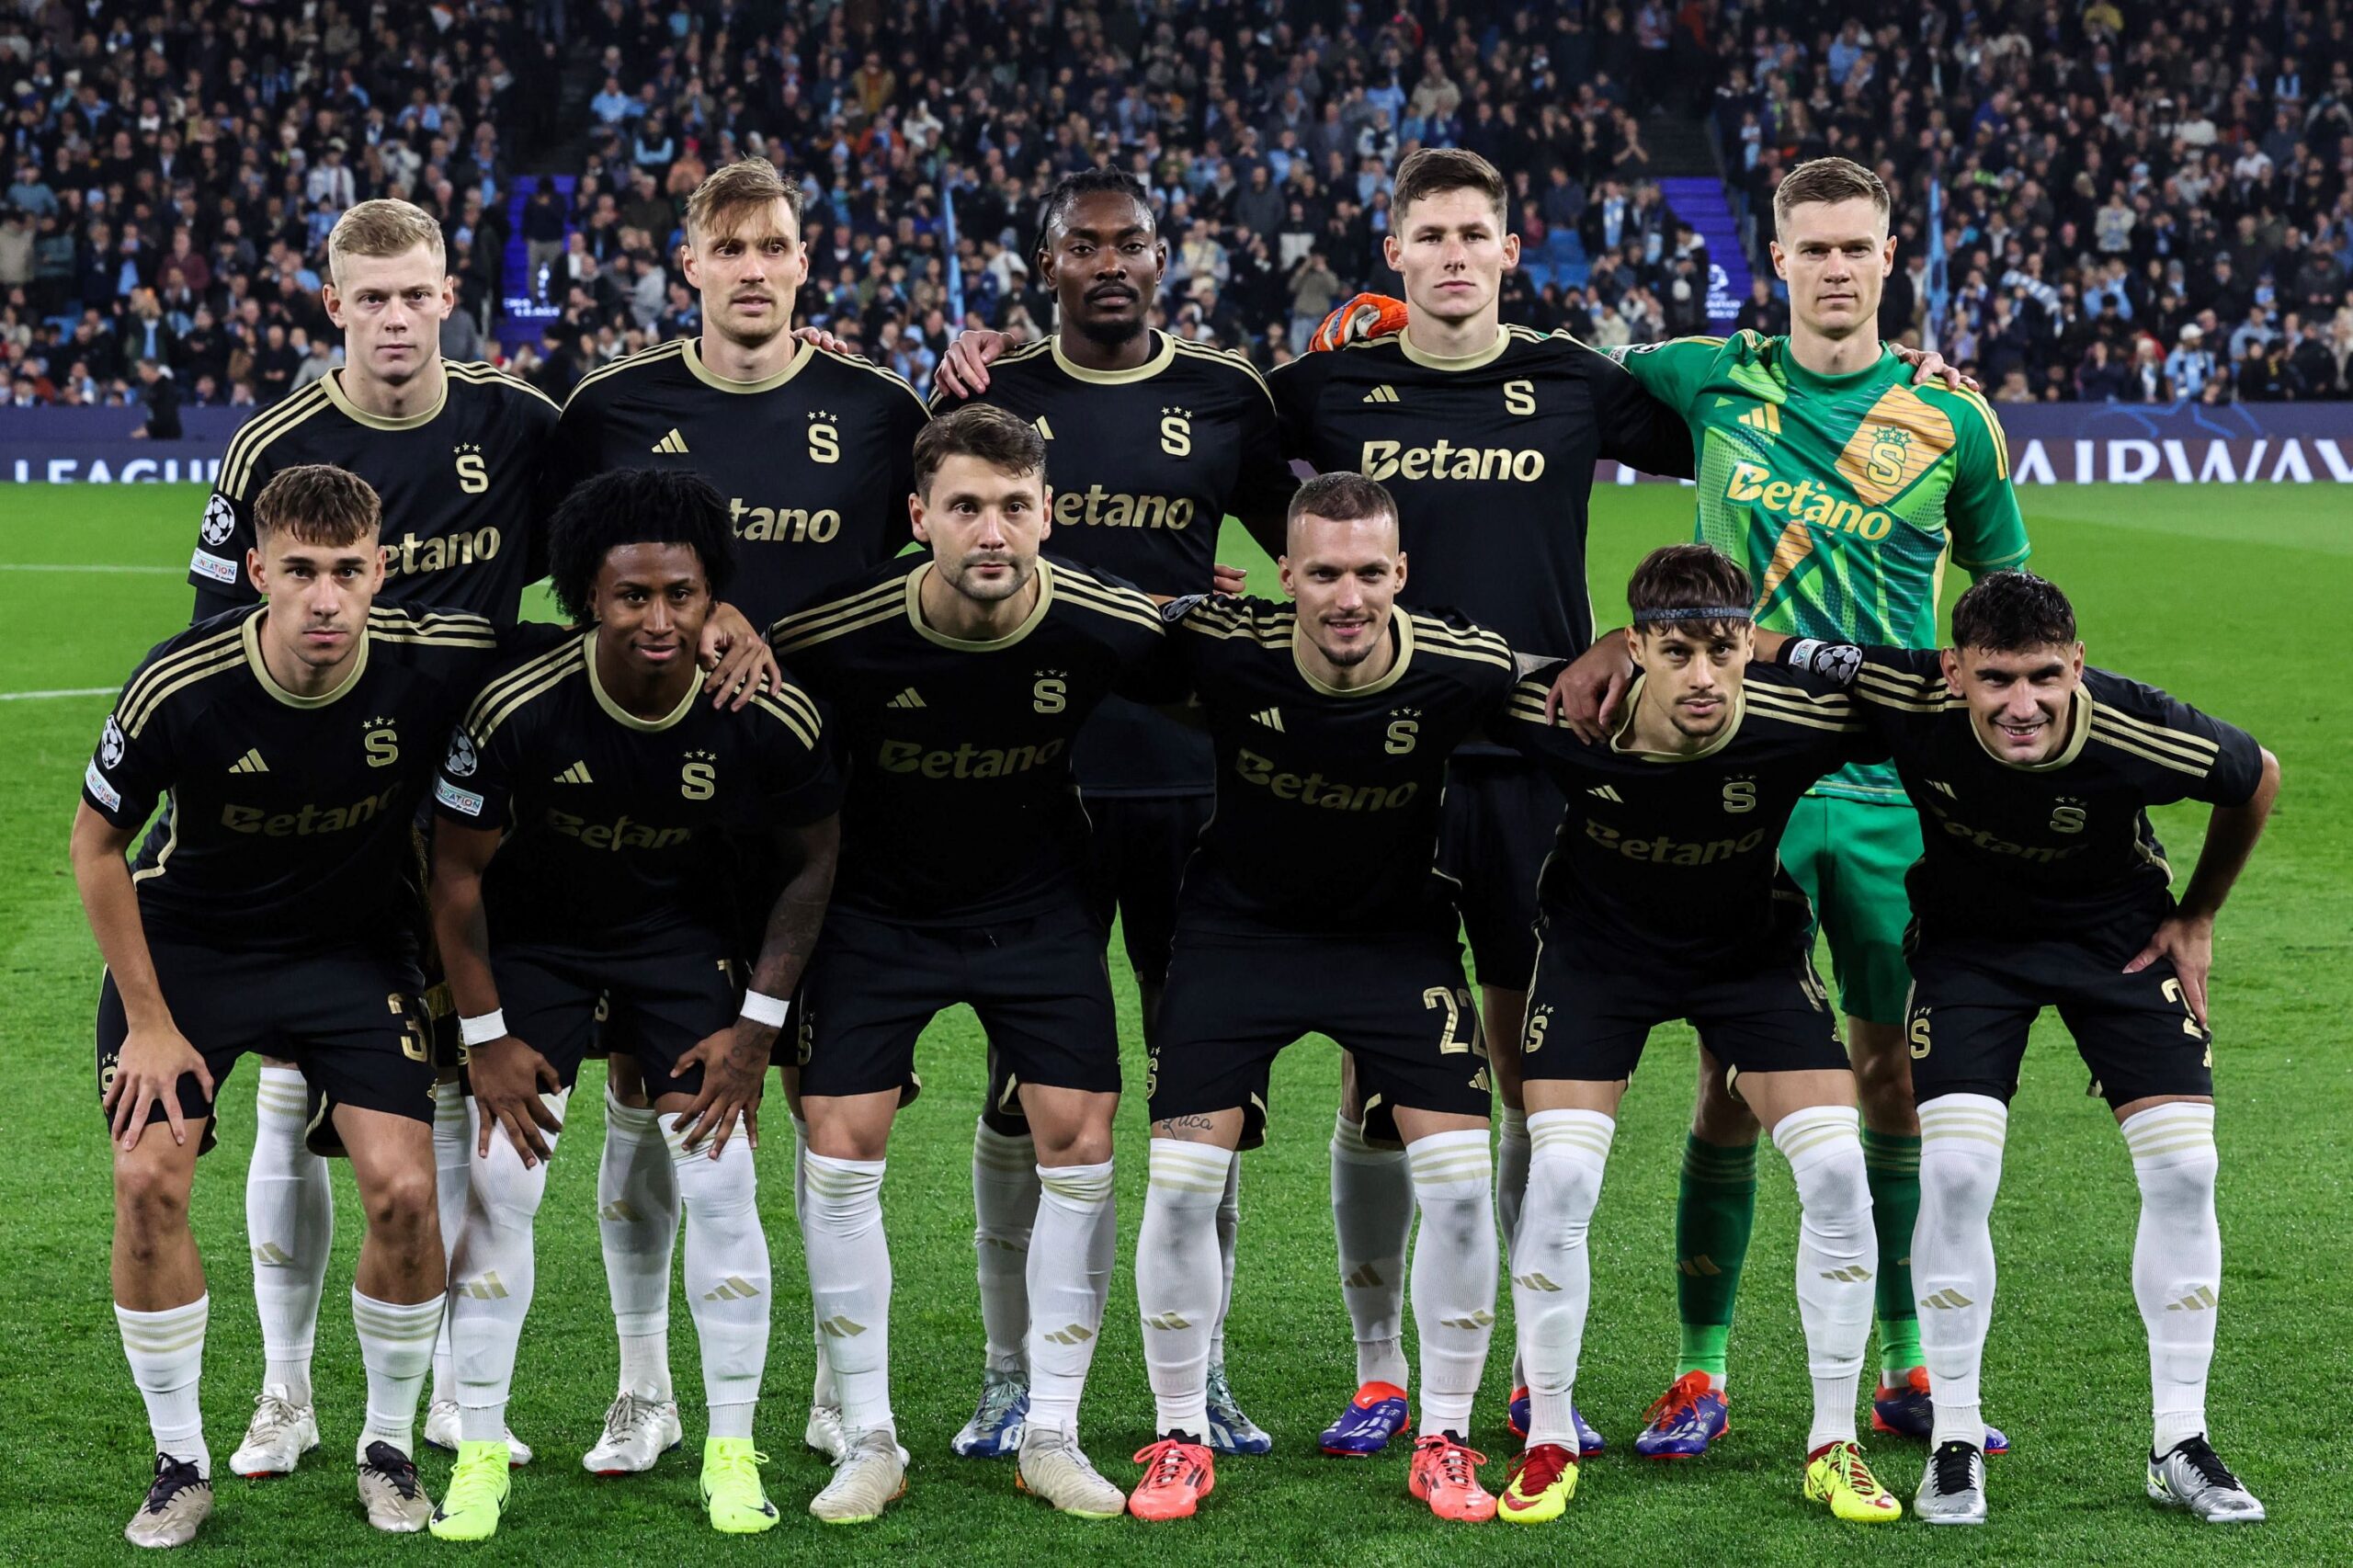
[1309,292,1408,352]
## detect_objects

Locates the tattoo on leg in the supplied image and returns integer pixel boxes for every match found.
[1154,1114,1220,1141]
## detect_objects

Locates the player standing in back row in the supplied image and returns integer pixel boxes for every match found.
[1554,156,2028,1459]
[1265,149,1692,1451]
[547,155,930,1477]
[928,166,1295,1459]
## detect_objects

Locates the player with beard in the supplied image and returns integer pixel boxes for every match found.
[1127,475,1517,1523]
[772,407,1173,1523]
[185,200,779,1481]
[548,157,931,1476]
[926,166,1296,1459]
[938,150,1688,1451]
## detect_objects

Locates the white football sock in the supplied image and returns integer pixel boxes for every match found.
[247,1065,328,1406]
[1774,1105,1874,1450]
[117,1295,210,1477]
[1136,1141,1231,1440]
[2122,1102,2221,1455]
[1407,1130,1497,1438]
[1915,1094,2007,1451]
[352,1290,440,1460]
[451,1097,555,1442]
[1331,1112,1412,1390]
[1495,1105,1530,1388]
[972,1121,1038,1377]
[1210,1155,1241,1368]
[801,1151,892,1437]
[791,1116,839,1408]
[1026,1160,1116,1438]
[600,1091,678,1403]
[1515,1110,1613,1449]
[429,1084,468,1406]
[670,1126,769,1441]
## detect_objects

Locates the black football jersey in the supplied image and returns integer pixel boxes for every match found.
[433,626,841,949]
[188,363,562,624]
[1164,596,1517,938]
[1268,325,1694,667]
[1499,665,1883,966]
[83,602,502,952]
[769,555,1169,925]
[932,331,1299,797]
[550,337,932,626]
[1829,647,2268,939]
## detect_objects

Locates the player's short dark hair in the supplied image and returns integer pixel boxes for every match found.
[1626,544,1755,641]
[1950,570,2077,653]
[914,403,1047,499]
[545,468,737,624]
[1035,165,1156,255]
[1287,471,1397,542]
[1392,147,1507,227]
[253,463,382,548]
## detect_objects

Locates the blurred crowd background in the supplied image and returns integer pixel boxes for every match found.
[4,0,2347,426]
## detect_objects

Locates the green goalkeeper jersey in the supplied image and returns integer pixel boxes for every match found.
[1610,331,2029,801]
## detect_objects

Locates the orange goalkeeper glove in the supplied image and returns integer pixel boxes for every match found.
[1310,292,1408,352]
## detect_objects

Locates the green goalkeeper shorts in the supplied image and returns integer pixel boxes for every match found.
[1780,793,1921,1028]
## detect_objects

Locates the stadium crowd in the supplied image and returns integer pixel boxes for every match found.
[3,0,2347,417]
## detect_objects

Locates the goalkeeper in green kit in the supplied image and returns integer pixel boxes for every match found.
[1552,156,2028,1458]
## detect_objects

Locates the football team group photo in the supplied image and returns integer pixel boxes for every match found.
[8,0,2344,1557]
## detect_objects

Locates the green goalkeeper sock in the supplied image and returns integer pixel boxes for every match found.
[1674,1133,1757,1381]
[1862,1129,1924,1382]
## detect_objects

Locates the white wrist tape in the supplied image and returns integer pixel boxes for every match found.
[459,1009,507,1047]
[739,990,790,1028]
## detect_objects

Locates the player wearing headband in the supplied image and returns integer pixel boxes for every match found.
[1492,545,1900,1526]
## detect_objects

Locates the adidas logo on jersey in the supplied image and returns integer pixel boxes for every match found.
[1250,707,1285,731]
[886,687,926,710]
[1587,784,1622,801]
[1736,403,1783,437]
[1361,383,1401,404]
[553,761,594,784]
[653,427,690,454]
[229,748,269,774]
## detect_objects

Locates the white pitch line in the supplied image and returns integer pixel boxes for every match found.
[0,687,116,700]
[0,563,183,574]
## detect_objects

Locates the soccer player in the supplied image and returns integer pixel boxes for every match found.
[184,198,560,1476]
[938,146,1690,1454]
[1555,156,2028,1458]
[771,405,1169,1522]
[927,165,1296,1459]
[546,154,929,1476]
[1774,571,2278,1524]
[75,465,501,1545]
[1495,545,1899,1525]
[187,199,775,1476]
[1126,473,1516,1524]
[425,469,842,1540]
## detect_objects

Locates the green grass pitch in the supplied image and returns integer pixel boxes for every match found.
[2,483,2347,1563]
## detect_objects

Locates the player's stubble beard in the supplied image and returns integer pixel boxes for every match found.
[945,551,1036,605]
[1070,308,1145,350]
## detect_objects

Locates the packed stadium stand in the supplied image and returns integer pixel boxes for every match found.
[4,0,2347,415]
